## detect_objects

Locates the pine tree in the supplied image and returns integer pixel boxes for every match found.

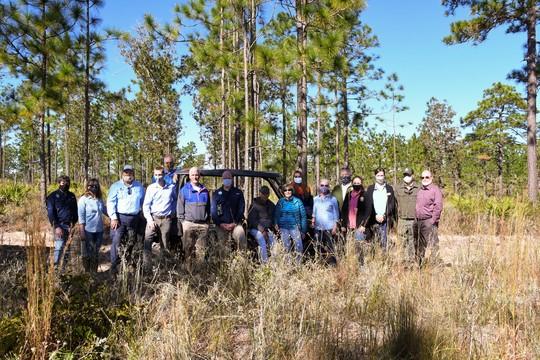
[443,0,539,201]
[0,0,81,202]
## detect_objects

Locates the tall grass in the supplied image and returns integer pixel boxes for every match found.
[23,196,56,360]
[0,194,538,358]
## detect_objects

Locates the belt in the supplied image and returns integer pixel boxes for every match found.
[118,213,139,217]
[416,217,432,221]
[189,220,207,224]
[152,214,173,220]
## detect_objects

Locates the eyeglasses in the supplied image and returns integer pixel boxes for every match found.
[421,176,431,179]
[283,188,293,192]
[320,184,329,187]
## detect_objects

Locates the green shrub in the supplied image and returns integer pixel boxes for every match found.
[0,316,24,357]
[0,181,33,214]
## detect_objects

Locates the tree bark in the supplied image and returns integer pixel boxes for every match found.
[83,0,91,183]
[281,82,288,180]
[220,5,227,167]
[315,76,322,187]
[526,1,538,202]
[295,0,308,182]
[341,75,349,169]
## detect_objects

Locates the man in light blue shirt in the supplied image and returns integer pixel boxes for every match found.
[107,165,145,270]
[143,166,177,267]
[312,178,340,264]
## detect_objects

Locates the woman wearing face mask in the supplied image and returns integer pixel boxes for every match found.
[340,176,368,240]
[274,185,307,263]
[78,178,108,272]
[363,168,397,252]
[289,170,313,220]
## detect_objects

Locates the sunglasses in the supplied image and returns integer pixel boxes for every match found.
[320,184,329,187]
[283,188,293,192]
[422,176,431,179]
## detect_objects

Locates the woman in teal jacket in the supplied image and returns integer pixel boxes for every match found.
[274,185,307,263]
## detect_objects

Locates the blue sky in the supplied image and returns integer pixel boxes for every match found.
[99,0,527,152]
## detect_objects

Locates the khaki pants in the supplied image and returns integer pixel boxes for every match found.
[398,219,415,262]
[182,221,209,268]
[215,225,247,252]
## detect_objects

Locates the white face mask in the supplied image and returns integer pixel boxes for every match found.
[403,176,412,184]
[294,177,302,184]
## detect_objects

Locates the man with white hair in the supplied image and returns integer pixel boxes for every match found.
[415,170,443,265]
[177,167,211,269]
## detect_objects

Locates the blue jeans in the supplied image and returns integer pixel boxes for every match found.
[110,214,141,268]
[53,224,70,265]
[249,229,275,263]
[371,222,388,250]
[280,227,303,263]
[84,231,103,271]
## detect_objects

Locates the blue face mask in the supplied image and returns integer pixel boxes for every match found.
[223,179,233,187]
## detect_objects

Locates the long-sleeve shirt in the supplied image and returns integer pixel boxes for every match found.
[313,194,339,231]
[416,184,443,224]
[373,183,388,216]
[78,195,107,233]
[247,197,275,229]
[46,189,78,227]
[106,180,145,220]
[274,196,307,233]
[177,182,210,222]
[211,186,245,225]
[142,182,176,222]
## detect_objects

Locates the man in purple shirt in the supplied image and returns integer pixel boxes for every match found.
[414,170,443,265]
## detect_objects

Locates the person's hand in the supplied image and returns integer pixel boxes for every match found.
[54,227,63,238]
[358,226,365,233]
[111,219,119,231]
[341,227,347,233]
[376,215,385,223]
[331,226,337,235]
[274,224,279,232]
[147,220,156,229]
[79,225,86,240]
[257,225,266,233]
[220,223,234,232]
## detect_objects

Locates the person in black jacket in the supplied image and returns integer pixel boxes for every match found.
[363,168,397,251]
[211,170,246,251]
[340,176,368,239]
[46,175,78,266]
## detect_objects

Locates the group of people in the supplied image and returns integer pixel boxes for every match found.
[45,154,443,273]
[266,166,443,266]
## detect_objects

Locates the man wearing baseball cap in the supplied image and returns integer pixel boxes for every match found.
[107,165,145,272]
[395,167,419,264]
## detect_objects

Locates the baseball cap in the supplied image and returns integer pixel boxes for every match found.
[403,168,413,176]
[123,165,134,172]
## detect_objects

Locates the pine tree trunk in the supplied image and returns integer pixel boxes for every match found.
[281,82,287,180]
[316,77,322,187]
[39,2,48,204]
[296,0,308,182]
[83,0,91,183]
[220,5,227,167]
[341,75,349,169]
[335,88,340,182]
[497,141,504,195]
[526,1,538,202]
